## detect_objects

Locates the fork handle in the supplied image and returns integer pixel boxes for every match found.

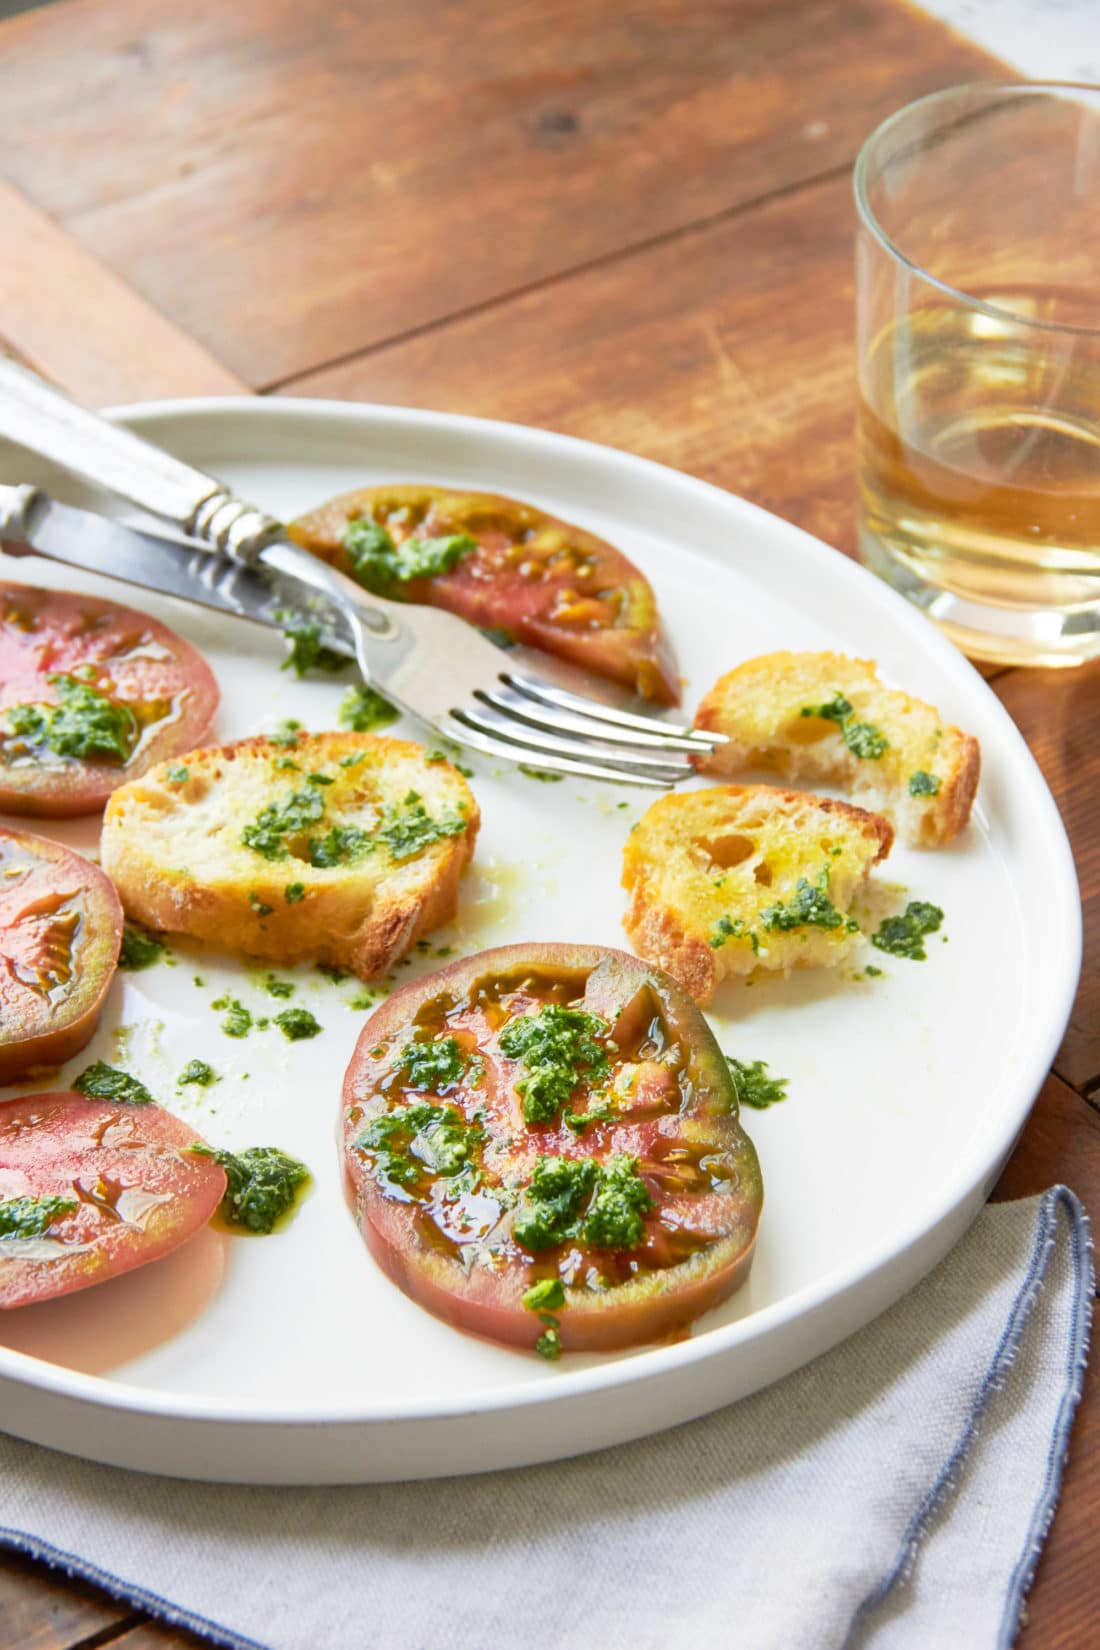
[0,358,282,561]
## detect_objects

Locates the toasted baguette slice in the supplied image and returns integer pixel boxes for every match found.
[693,652,979,848]
[622,785,892,1005]
[101,731,479,978]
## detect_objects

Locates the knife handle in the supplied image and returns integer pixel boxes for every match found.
[0,358,282,561]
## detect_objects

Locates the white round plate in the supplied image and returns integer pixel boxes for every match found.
[0,399,1080,1484]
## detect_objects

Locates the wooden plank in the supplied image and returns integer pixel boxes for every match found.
[992,1074,1100,1650]
[993,664,1100,1094]
[0,1550,134,1650]
[0,0,1003,386]
[288,166,868,551]
[0,180,246,406]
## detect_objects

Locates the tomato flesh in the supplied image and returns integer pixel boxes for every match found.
[342,943,762,1354]
[0,827,123,1084]
[0,1092,226,1308]
[289,485,680,705]
[0,583,220,816]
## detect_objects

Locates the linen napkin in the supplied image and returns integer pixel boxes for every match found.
[0,1186,1091,1650]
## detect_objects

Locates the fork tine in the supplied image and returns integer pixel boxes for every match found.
[501,671,725,748]
[440,715,676,789]
[476,683,708,755]
[455,702,693,781]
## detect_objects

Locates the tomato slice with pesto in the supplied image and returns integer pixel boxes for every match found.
[289,485,680,706]
[341,942,762,1356]
[0,1092,226,1309]
[0,583,220,816]
[0,827,123,1085]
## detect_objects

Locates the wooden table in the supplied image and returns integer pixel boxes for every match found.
[0,2,1096,1645]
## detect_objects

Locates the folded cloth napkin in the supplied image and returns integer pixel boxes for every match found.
[0,1186,1091,1650]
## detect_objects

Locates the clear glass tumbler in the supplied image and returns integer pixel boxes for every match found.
[854,83,1100,667]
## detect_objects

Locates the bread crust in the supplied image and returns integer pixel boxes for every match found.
[693,651,979,848]
[101,731,479,978]
[622,784,892,1006]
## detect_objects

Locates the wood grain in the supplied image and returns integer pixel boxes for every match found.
[993,663,1100,1094]
[0,180,245,406]
[287,168,865,552]
[0,1550,134,1650]
[0,0,1001,386]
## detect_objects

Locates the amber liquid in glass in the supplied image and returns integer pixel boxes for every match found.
[858,297,1100,617]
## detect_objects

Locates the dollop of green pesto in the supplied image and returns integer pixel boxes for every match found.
[192,1144,310,1234]
[178,1059,219,1087]
[522,1277,566,1312]
[800,692,887,760]
[354,1099,483,1191]
[709,914,748,950]
[284,882,306,903]
[342,518,476,597]
[908,770,941,797]
[241,785,327,859]
[308,823,374,867]
[398,1036,468,1091]
[0,1193,78,1239]
[274,1007,322,1041]
[277,614,349,678]
[5,673,138,764]
[378,798,467,862]
[338,682,398,733]
[761,872,855,934]
[512,1154,653,1251]
[72,1061,154,1105]
[535,1326,562,1361]
[871,900,945,961]
[211,995,253,1038]
[498,1005,610,1125]
[118,923,168,971]
[725,1056,788,1110]
[262,974,295,999]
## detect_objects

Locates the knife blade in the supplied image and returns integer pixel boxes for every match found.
[0,483,357,660]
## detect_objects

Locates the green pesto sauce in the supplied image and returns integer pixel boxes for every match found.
[871,900,945,961]
[535,1326,562,1361]
[269,719,304,748]
[263,974,295,999]
[274,1006,322,1041]
[284,882,306,903]
[342,518,476,598]
[193,1144,310,1234]
[761,873,857,934]
[518,765,565,783]
[801,692,887,760]
[355,1099,484,1190]
[211,995,253,1038]
[179,1059,219,1087]
[5,673,138,764]
[308,823,374,867]
[278,614,349,678]
[908,770,941,797]
[513,1154,653,1252]
[0,1193,77,1239]
[399,1036,468,1091]
[522,1277,566,1312]
[73,1061,154,1105]
[338,683,398,733]
[725,1055,788,1110]
[378,798,467,862]
[498,1005,610,1125]
[118,924,168,971]
[241,785,327,859]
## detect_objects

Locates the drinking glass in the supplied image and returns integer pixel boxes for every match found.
[854,84,1100,667]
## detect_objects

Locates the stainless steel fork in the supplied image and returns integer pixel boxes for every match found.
[0,360,723,787]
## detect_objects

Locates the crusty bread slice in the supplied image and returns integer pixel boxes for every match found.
[693,652,979,848]
[101,731,479,978]
[622,784,892,1005]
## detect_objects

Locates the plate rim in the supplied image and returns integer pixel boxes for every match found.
[0,393,1082,1433]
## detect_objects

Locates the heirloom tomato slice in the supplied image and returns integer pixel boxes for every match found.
[0,1092,226,1309]
[342,942,762,1355]
[0,582,219,816]
[0,827,122,1085]
[289,485,680,705]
